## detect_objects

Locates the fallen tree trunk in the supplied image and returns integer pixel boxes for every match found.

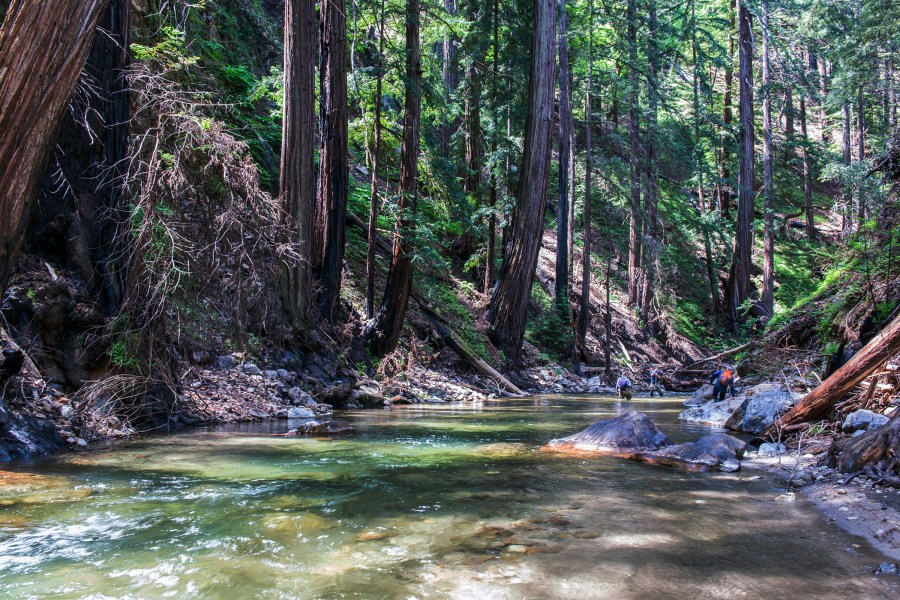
[769,311,900,433]
[679,341,754,371]
[416,302,525,396]
[827,413,900,476]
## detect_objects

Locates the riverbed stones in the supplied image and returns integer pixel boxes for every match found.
[758,442,787,457]
[679,382,800,435]
[286,407,316,419]
[286,387,316,408]
[842,409,890,433]
[652,433,746,472]
[217,354,238,369]
[547,411,673,453]
[241,363,261,376]
[350,383,387,408]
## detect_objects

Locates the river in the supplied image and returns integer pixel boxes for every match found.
[1,394,897,599]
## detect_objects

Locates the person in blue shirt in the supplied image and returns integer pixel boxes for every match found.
[616,374,633,400]
[709,364,736,402]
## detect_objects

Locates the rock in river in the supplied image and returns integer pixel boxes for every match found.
[286,420,354,436]
[546,411,672,453]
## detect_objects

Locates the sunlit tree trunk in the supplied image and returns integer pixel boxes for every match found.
[365,0,387,320]
[315,0,349,318]
[555,0,571,312]
[485,0,500,293]
[0,0,108,298]
[367,0,421,356]
[441,0,459,156]
[640,0,659,327]
[800,97,816,240]
[761,0,775,318]
[718,0,736,216]
[487,0,556,360]
[282,0,315,326]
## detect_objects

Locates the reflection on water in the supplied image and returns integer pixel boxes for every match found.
[0,395,897,599]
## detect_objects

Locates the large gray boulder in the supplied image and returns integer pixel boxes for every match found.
[842,409,890,433]
[546,411,672,453]
[286,420,354,436]
[679,382,800,436]
[680,396,746,428]
[653,433,746,472]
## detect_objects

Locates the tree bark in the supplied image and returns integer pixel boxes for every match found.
[626,0,642,307]
[282,0,315,326]
[640,0,660,327]
[578,0,593,357]
[555,0,571,312]
[718,0,736,216]
[486,0,556,360]
[0,0,108,298]
[761,0,774,318]
[315,0,349,318]
[484,0,500,293]
[463,0,482,273]
[800,97,816,240]
[771,312,900,432]
[725,0,755,329]
[366,0,387,320]
[441,0,459,156]
[818,56,830,143]
[842,102,852,166]
[857,85,866,162]
[366,0,421,356]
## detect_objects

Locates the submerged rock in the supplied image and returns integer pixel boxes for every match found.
[287,419,354,436]
[546,411,673,453]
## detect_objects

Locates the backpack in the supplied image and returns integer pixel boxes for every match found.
[718,369,733,386]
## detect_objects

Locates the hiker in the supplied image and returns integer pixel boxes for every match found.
[708,364,736,402]
[616,374,634,400]
[648,366,663,397]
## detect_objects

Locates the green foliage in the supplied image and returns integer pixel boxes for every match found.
[525,282,573,362]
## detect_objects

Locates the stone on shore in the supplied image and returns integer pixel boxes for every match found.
[679,382,800,436]
[842,409,889,434]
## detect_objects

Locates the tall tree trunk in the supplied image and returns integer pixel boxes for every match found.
[366,0,421,356]
[567,104,575,282]
[282,0,316,326]
[485,0,500,293]
[315,0,349,319]
[800,97,816,240]
[640,0,659,326]
[555,0,571,312]
[578,0,593,358]
[0,0,108,298]
[818,56,829,143]
[463,0,483,274]
[889,50,896,134]
[725,0,755,328]
[486,0,556,360]
[857,85,866,161]
[626,0,642,307]
[760,0,774,318]
[718,0,736,216]
[365,0,387,320]
[441,0,459,156]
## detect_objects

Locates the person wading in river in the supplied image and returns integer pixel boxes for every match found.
[708,364,736,402]
[648,366,663,397]
[616,374,634,400]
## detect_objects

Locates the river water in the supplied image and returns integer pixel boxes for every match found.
[1,394,898,599]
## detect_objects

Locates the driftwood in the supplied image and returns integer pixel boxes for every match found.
[416,302,525,396]
[679,341,754,371]
[828,413,900,477]
[769,311,900,433]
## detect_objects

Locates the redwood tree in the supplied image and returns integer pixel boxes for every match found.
[281,0,316,326]
[486,0,556,359]
[366,0,421,356]
[366,0,387,319]
[555,0,572,313]
[626,0,642,307]
[761,0,775,318]
[577,0,593,358]
[315,0,349,318]
[0,0,108,298]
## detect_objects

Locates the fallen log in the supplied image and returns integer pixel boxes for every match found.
[678,341,754,371]
[827,413,900,475]
[416,302,525,397]
[768,311,900,433]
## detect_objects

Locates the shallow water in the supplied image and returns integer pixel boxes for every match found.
[1,395,897,599]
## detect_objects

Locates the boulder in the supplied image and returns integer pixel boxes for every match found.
[758,442,787,457]
[314,380,354,406]
[683,384,715,407]
[842,409,890,433]
[350,383,387,408]
[286,407,316,419]
[546,411,672,453]
[241,363,261,376]
[248,408,270,420]
[680,382,799,436]
[217,355,238,369]
[680,396,746,428]
[652,433,746,472]
[288,419,354,436]
[287,387,317,408]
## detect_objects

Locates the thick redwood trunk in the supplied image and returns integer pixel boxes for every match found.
[484,0,500,293]
[842,103,852,166]
[463,0,482,275]
[640,0,659,326]
[725,1,755,328]
[760,0,774,318]
[0,0,108,298]
[487,0,556,360]
[577,0,593,357]
[281,0,316,326]
[857,85,866,162]
[626,0,641,307]
[365,0,387,320]
[366,0,421,356]
[555,0,571,312]
[441,0,459,156]
[315,0,349,318]
[771,312,900,432]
